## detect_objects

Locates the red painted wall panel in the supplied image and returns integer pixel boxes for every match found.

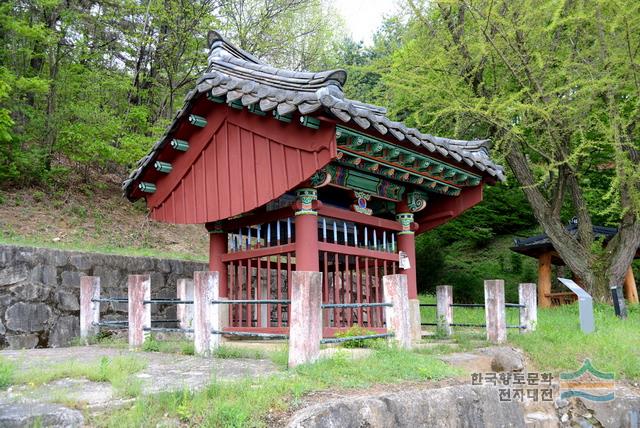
[148,104,337,224]
[415,184,484,233]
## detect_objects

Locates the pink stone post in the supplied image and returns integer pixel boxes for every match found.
[436,285,453,336]
[193,271,219,356]
[382,274,412,349]
[80,276,100,340]
[519,283,537,332]
[128,274,151,348]
[484,279,506,344]
[177,278,195,332]
[288,271,322,368]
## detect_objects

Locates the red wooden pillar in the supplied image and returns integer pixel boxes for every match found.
[294,188,319,271]
[208,224,228,297]
[396,212,417,299]
[396,210,420,342]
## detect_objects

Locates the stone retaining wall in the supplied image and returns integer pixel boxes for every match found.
[0,244,207,349]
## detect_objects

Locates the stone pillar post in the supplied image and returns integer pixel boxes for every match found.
[128,274,151,348]
[519,283,537,332]
[80,276,100,340]
[484,279,506,344]
[288,271,322,368]
[623,266,639,304]
[382,274,412,349]
[193,271,219,355]
[396,212,420,342]
[294,188,319,271]
[538,252,552,308]
[208,225,228,297]
[436,285,453,336]
[177,278,195,332]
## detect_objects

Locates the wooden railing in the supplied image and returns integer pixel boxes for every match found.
[222,207,400,334]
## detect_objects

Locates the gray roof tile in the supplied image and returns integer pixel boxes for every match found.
[122,31,505,197]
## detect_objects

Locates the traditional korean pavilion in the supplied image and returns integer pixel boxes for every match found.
[123,31,505,339]
[511,222,640,307]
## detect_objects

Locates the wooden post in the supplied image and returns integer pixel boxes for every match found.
[177,278,195,332]
[396,211,421,342]
[288,271,322,368]
[484,279,506,344]
[193,271,219,355]
[518,283,537,332]
[294,189,319,271]
[209,228,228,297]
[383,274,412,349]
[623,266,639,304]
[128,274,151,348]
[537,252,552,308]
[80,276,100,340]
[436,285,453,336]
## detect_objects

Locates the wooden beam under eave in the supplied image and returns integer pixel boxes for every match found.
[624,266,639,304]
[538,252,552,308]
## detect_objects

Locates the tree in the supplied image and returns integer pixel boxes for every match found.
[381,0,640,301]
[0,0,344,186]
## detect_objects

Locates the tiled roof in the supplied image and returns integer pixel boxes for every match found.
[123,31,505,198]
[511,224,619,250]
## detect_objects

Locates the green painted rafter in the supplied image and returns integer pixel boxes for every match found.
[336,126,480,188]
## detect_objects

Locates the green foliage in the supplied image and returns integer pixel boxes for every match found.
[0,0,345,188]
[142,336,161,352]
[0,357,16,389]
[333,324,383,348]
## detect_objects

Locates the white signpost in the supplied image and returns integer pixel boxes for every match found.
[558,278,595,334]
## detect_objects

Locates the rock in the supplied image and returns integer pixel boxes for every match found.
[55,290,80,311]
[525,411,560,427]
[93,266,123,289]
[0,402,83,428]
[555,398,569,409]
[561,413,569,423]
[42,265,58,286]
[40,248,70,267]
[287,384,524,428]
[6,334,39,349]
[70,254,93,271]
[5,302,52,332]
[61,270,81,288]
[572,385,640,428]
[0,265,29,287]
[486,347,525,372]
[0,320,5,335]
[9,282,50,301]
[49,316,80,347]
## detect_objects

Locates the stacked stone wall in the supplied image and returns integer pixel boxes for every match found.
[0,244,206,348]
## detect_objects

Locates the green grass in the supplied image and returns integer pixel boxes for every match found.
[509,303,640,380]
[96,347,459,427]
[12,355,148,397]
[0,234,206,262]
[418,294,522,328]
[141,336,195,356]
[0,356,16,389]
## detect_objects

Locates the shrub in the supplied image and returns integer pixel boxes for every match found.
[334,325,383,348]
[142,336,161,352]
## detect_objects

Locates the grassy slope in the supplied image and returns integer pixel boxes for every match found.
[0,183,208,261]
